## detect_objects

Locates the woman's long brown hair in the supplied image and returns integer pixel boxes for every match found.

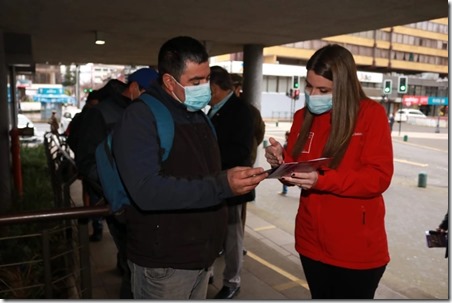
[292,44,367,168]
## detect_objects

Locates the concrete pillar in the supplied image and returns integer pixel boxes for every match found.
[0,31,13,210]
[242,44,263,111]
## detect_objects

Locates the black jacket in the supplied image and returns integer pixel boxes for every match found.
[75,80,128,185]
[112,83,230,269]
[210,93,255,204]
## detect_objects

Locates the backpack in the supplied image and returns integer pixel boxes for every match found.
[95,94,216,214]
[95,94,174,214]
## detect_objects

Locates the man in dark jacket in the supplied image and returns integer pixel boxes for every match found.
[208,66,255,299]
[111,36,267,300]
[75,68,158,299]
[230,73,266,231]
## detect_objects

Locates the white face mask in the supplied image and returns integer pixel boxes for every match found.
[172,77,212,112]
[305,92,333,114]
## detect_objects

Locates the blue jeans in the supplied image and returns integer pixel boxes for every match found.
[282,184,288,194]
[129,261,211,299]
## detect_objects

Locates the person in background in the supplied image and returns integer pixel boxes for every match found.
[111,36,267,300]
[231,73,244,98]
[66,90,102,212]
[75,68,158,299]
[230,73,266,238]
[279,131,290,196]
[65,90,102,151]
[388,112,395,133]
[208,66,255,299]
[437,212,448,258]
[48,110,59,135]
[265,44,394,299]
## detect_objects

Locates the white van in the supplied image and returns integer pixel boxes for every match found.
[395,109,427,122]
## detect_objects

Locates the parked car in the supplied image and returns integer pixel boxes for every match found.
[395,109,427,122]
[60,106,81,133]
[17,113,38,142]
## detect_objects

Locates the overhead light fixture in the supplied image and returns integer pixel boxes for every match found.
[95,31,105,45]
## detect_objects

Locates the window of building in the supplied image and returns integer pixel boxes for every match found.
[265,76,278,92]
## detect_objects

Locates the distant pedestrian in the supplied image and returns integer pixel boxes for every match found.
[279,131,290,196]
[388,113,395,132]
[48,110,59,135]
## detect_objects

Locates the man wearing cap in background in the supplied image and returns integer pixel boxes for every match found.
[75,67,158,299]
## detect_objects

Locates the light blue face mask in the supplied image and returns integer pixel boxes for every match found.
[305,92,333,115]
[173,78,212,112]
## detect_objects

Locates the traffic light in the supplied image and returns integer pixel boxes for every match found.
[383,79,392,94]
[293,89,300,100]
[397,76,408,94]
[84,88,93,93]
[292,76,300,89]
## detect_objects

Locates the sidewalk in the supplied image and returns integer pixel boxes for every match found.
[80,121,446,300]
[82,190,408,299]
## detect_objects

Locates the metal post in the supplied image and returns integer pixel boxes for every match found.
[75,64,80,109]
[42,229,53,298]
[435,106,440,133]
[78,220,92,299]
[418,172,427,188]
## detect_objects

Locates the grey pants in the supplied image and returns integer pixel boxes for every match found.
[222,203,244,288]
[129,261,211,299]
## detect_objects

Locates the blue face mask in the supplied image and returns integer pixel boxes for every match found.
[305,92,333,115]
[173,78,211,112]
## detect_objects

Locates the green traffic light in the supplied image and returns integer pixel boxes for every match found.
[400,85,406,91]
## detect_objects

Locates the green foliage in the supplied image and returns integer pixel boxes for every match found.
[16,145,54,211]
[0,145,77,298]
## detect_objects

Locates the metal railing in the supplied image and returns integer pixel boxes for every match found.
[0,133,110,299]
[271,111,292,121]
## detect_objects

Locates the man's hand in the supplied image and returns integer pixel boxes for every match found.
[227,167,268,196]
[265,137,284,167]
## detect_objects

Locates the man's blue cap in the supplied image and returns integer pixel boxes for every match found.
[127,68,159,90]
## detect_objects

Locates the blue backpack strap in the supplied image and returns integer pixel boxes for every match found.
[139,94,174,161]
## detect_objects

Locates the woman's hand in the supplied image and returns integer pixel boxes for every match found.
[282,171,319,190]
[265,137,284,167]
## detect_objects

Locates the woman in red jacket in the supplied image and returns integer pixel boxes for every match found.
[265,44,394,299]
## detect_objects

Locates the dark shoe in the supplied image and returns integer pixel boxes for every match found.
[214,286,240,299]
[89,230,103,242]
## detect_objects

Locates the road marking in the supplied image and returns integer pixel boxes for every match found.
[247,251,309,290]
[254,225,276,231]
[394,158,428,167]
[393,140,448,153]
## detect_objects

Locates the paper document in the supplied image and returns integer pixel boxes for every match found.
[265,157,331,179]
